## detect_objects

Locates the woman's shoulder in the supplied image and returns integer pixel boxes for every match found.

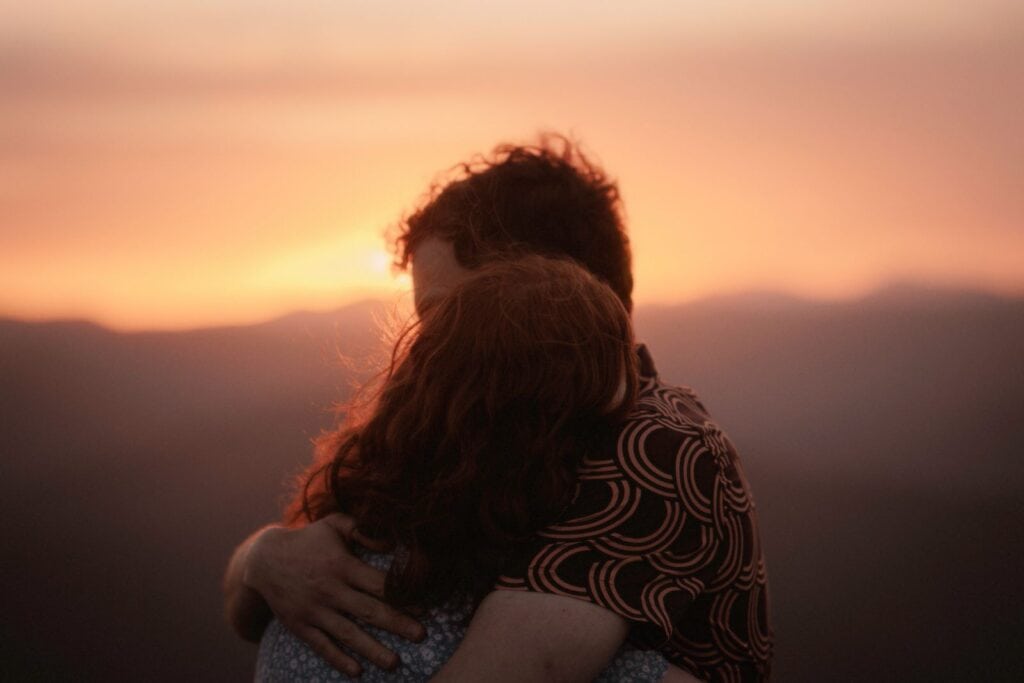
[256,549,672,682]
[256,616,672,682]
[255,550,474,682]
[256,607,469,682]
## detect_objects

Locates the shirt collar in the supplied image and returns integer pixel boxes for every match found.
[635,343,657,379]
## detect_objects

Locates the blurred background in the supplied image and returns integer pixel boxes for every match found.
[2,1,1022,680]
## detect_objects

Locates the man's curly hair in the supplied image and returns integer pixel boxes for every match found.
[393,134,634,311]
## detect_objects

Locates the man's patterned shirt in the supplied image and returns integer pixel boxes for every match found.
[497,345,773,682]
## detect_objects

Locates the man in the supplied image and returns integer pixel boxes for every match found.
[224,137,773,681]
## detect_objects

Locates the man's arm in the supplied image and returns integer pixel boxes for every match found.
[222,525,276,641]
[433,590,628,683]
[434,590,704,683]
[222,514,426,677]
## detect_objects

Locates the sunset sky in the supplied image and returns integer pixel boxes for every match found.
[2,1,1022,329]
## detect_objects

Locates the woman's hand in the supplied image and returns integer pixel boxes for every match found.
[229,514,426,677]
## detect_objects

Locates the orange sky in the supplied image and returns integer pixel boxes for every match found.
[2,1,1022,329]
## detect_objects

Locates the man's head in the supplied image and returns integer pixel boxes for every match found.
[394,135,633,314]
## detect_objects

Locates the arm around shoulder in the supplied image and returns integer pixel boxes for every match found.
[433,590,629,683]
[222,525,281,642]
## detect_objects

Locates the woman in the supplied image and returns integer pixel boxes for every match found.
[256,255,686,681]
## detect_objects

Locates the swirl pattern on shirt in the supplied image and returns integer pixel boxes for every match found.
[496,346,773,683]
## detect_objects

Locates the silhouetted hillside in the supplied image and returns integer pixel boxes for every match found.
[1,288,1022,681]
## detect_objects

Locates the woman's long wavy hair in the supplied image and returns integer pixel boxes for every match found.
[286,255,638,609]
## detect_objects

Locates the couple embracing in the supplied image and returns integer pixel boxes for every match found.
[223,137,773,682]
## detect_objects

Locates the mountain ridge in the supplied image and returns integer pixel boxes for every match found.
[1,284,1022,681]
[2,282,1018,336]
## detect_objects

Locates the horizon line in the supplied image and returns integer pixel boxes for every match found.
[2,280,1020,335]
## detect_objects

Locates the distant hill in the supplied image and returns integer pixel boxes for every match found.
[1,287,1022,682]
[636,285,1024,494]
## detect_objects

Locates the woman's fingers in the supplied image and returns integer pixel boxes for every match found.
[314,611,400,672]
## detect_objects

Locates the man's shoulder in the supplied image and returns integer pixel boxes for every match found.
[632,376,713,430]
[627,346,717,432]
[601,376,737,484]
[570,370,762,543]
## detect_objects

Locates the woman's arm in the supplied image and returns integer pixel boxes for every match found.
[432,590,629,682]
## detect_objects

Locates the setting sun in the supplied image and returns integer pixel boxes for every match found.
[2,0,1021,329]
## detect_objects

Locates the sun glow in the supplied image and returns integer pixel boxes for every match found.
[251,233,398,296]
[2,1,1021,330]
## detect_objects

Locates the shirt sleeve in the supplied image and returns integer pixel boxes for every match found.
[496,417,737,647]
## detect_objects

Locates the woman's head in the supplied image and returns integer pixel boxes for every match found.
[404,254,636,426]
[292,255,638,607]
